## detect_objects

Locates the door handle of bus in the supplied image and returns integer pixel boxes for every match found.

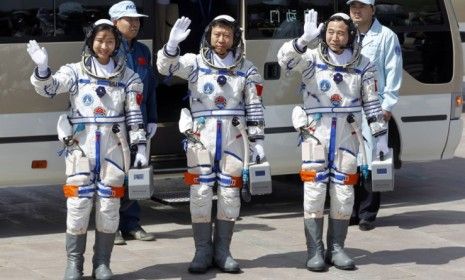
[264,62,281,80]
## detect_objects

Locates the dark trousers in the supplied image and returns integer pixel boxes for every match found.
[351,171,381,223]
[119,198,141,233]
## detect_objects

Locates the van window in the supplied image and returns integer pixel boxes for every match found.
[374,0,452,84]
[246,0,453,84]
[0,0,153,43]
[335,0,452,84]
[245,0,333,40]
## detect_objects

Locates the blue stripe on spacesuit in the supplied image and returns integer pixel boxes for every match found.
[302,61,316,80]
[287,58,300,71]
[188,65,198,83]
[78,79,126,88]
[303,160,326,164]
[68,172,91,177]
[315,64,363,75]
[43,83,57,98]
[214,120,222,167]
[330,168,357,184]
[168,62,180,77]
[187,59,199,83]
[245,66,259,78]
[198,67,246,77]
[96,182,113,198]
[77,184,95,197]
[198,173,215,185]
[338,147,356,157]
[328,117,337,167]
[95,130,101,180]
[224,150,243,162]
[218,173,239,187]
[316,171,329,182]
[104,158,124,172]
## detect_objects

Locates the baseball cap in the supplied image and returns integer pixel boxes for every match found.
[109,1,148,20]
[346,0,375,5]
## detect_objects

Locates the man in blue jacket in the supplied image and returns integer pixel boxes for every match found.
[347,0,403,231]
[110,0,158,244]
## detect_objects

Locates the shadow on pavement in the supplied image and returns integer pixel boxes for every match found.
[351,246,465,266]
[377,210,465,229]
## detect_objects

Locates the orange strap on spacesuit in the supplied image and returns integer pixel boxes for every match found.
[63,184,125,198]
[300,169,358,185]
[184,172,200,185]
[63,184,79,198]
[184,172,242,188]
[300,169,316,182]
[344,173,359,185]
[110,187,125,198]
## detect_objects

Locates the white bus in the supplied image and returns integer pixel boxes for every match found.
[452,0,465,92]
[0,0,462,202]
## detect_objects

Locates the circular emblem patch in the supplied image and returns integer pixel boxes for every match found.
[215,96,227,109]
[320,80,331,92]
[330,93,342,107]
[203,82,215,95]
[82,94,94,106]
[94,106,107,116]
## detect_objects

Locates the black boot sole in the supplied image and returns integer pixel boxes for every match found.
[334,264,356,270]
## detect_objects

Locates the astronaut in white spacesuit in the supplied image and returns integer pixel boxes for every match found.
[157,15,265,274]
[27,19,147,280]
[277,10,388,271]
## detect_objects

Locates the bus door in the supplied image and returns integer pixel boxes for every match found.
[244,0,338,175]
[151,1,240,174]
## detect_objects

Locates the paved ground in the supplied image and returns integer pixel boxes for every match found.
[2,120,465,279]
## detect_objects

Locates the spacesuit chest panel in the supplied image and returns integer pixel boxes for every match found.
[305,63,362,109]
[193,67,245,111]
[72,79,126,117]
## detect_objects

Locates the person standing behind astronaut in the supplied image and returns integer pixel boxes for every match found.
[347,0,403,232]
[27,19,147,280]
[109,0,157,245]
[157,16,265,274]
[278,10,388,271]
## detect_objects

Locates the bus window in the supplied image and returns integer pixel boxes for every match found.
[338,0,453,84]
[168,0,239,54]
[246,0,333,40]
[0,0,153,43]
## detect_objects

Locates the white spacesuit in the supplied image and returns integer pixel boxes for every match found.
[157,16,264,273]
[278,11,387,271]
[28,19,146,280]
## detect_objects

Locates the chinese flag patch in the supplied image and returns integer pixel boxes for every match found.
[137,57,147,65]
[136,92,143,105]
[255,83,263,97]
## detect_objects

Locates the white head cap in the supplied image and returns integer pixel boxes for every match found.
[109,1,148,20]
[94,19,113,27]
[346,0,375,5]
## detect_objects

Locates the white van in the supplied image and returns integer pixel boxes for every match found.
[0,0,462,202]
